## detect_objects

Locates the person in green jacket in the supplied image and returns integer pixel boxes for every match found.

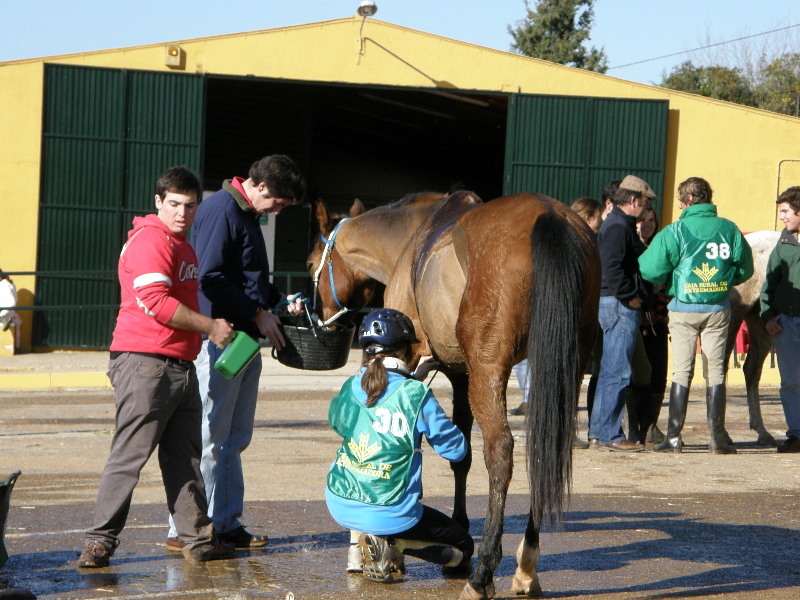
[760,186,800,453]
[639,177,753,454]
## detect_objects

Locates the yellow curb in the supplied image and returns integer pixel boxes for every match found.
[0,371,111,390]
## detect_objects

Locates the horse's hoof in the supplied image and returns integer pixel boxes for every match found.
[757,432,777,447]
[511,571,543,597]
[459,581,495,600]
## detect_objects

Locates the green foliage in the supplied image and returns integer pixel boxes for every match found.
[661,61,757,107]
[509,0,608,73]
[758,53,800,115]
[660,55,800,116]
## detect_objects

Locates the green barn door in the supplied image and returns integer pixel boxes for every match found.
[36,64,204,349]
[503,94,668,210]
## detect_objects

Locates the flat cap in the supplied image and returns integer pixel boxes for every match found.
[619,174,656,199]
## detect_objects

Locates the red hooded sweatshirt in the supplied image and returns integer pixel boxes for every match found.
[110,214,202,360]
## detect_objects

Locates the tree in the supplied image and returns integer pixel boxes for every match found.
[660,61,757,107]
[509,0,608,73]
[757,53,800,116]
[658,22,800,116]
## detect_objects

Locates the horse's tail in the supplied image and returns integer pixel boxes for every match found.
[526,201,588,527]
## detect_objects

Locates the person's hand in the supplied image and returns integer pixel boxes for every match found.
[208,318,235,349]
[629,297,643,309]
[255,308,287,349]
[286,293,304,316]
[766,315,783,336]
[413,355,440,381]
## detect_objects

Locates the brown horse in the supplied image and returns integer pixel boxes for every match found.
[724,229,781,446]
[308,191,600,599]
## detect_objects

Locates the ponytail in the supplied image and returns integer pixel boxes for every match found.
[360,345,413,407]
[361,356,388,407]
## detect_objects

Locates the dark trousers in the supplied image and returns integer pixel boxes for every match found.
[395,505,474,558]
[87,353,213,550]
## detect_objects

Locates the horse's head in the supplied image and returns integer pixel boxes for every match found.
[307,198,381,325]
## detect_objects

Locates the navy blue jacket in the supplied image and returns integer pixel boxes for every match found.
[598,206,648,306]
[191,180,282,339]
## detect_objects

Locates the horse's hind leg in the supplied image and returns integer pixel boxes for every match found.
[510,511,543,597]
[449,373,473,531]
[460,373,513,600]
[743,316,777,447]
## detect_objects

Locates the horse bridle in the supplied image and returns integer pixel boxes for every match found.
[312,218,355,326]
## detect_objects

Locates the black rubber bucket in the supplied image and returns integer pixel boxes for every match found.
[273,321,355,371]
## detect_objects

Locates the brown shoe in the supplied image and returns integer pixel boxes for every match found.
[78,539,112,568]
[166,536,186,552]
[600,440,644,452]
[588,438,600,449]
[778,436,800,453]
[219,526,269,549]
[507,402,527,416]
[183,538,235,562]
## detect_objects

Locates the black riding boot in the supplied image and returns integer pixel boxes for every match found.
[653,382,689,452]
[707,384,737,454]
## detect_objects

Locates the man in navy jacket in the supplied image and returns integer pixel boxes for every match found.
[166,155,306,550]
[588,175,655,452]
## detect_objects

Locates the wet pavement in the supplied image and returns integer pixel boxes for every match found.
[0,368,799,599]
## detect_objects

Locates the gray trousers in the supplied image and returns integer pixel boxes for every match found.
[86,352,214,551]
[668,309,730,388]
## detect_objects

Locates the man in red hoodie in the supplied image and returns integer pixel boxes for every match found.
[78,166,236,568]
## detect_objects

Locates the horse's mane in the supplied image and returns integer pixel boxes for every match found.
[387,191,448,209]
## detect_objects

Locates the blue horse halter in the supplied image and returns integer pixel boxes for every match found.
[312,218,355,326]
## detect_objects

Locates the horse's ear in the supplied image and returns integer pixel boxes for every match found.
[350,198,365,217]
[314,197,331,234]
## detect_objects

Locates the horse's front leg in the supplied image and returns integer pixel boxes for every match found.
[510,511,543,597]
[460,379,514,600]
[448,373,473,531]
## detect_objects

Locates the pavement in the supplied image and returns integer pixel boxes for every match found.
[0,347,367,392]
[0,346,783,391]
[0,349,798,600]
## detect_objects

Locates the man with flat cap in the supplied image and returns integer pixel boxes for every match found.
[588,174,655,451]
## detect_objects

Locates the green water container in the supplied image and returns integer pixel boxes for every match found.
[213,331,260,379]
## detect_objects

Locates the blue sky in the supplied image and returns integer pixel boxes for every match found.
[1,1,797,85]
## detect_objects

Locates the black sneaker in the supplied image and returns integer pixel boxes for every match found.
[218,526,269,548]
[358,533,394,583]
[183,538,236,562]
[78,539,111,568]
[778,436,800,453]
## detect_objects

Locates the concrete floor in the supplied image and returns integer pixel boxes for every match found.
[0,380,798,599]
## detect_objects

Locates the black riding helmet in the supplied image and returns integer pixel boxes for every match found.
[358,308,419,356]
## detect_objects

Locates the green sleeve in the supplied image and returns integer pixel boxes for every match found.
[731,231,754,286]
[638,229,674,286]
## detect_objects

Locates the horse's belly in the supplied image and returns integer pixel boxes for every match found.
[416,244,466,369]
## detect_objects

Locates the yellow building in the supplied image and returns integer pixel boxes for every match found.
[1,17,798,352]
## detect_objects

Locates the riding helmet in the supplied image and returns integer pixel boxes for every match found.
[358,308,419,355]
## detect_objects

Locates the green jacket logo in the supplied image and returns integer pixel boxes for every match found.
[347,432,381,463]
[692,262,719,283]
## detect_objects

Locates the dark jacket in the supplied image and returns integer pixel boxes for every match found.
[598,206,648,306]
[760,228,800,322]
[191,180,282,339]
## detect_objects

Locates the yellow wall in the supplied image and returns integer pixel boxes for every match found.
[2,17,799,348]
[0,61,44,350]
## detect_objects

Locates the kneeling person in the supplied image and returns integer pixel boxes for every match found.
[325,309,473,582]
